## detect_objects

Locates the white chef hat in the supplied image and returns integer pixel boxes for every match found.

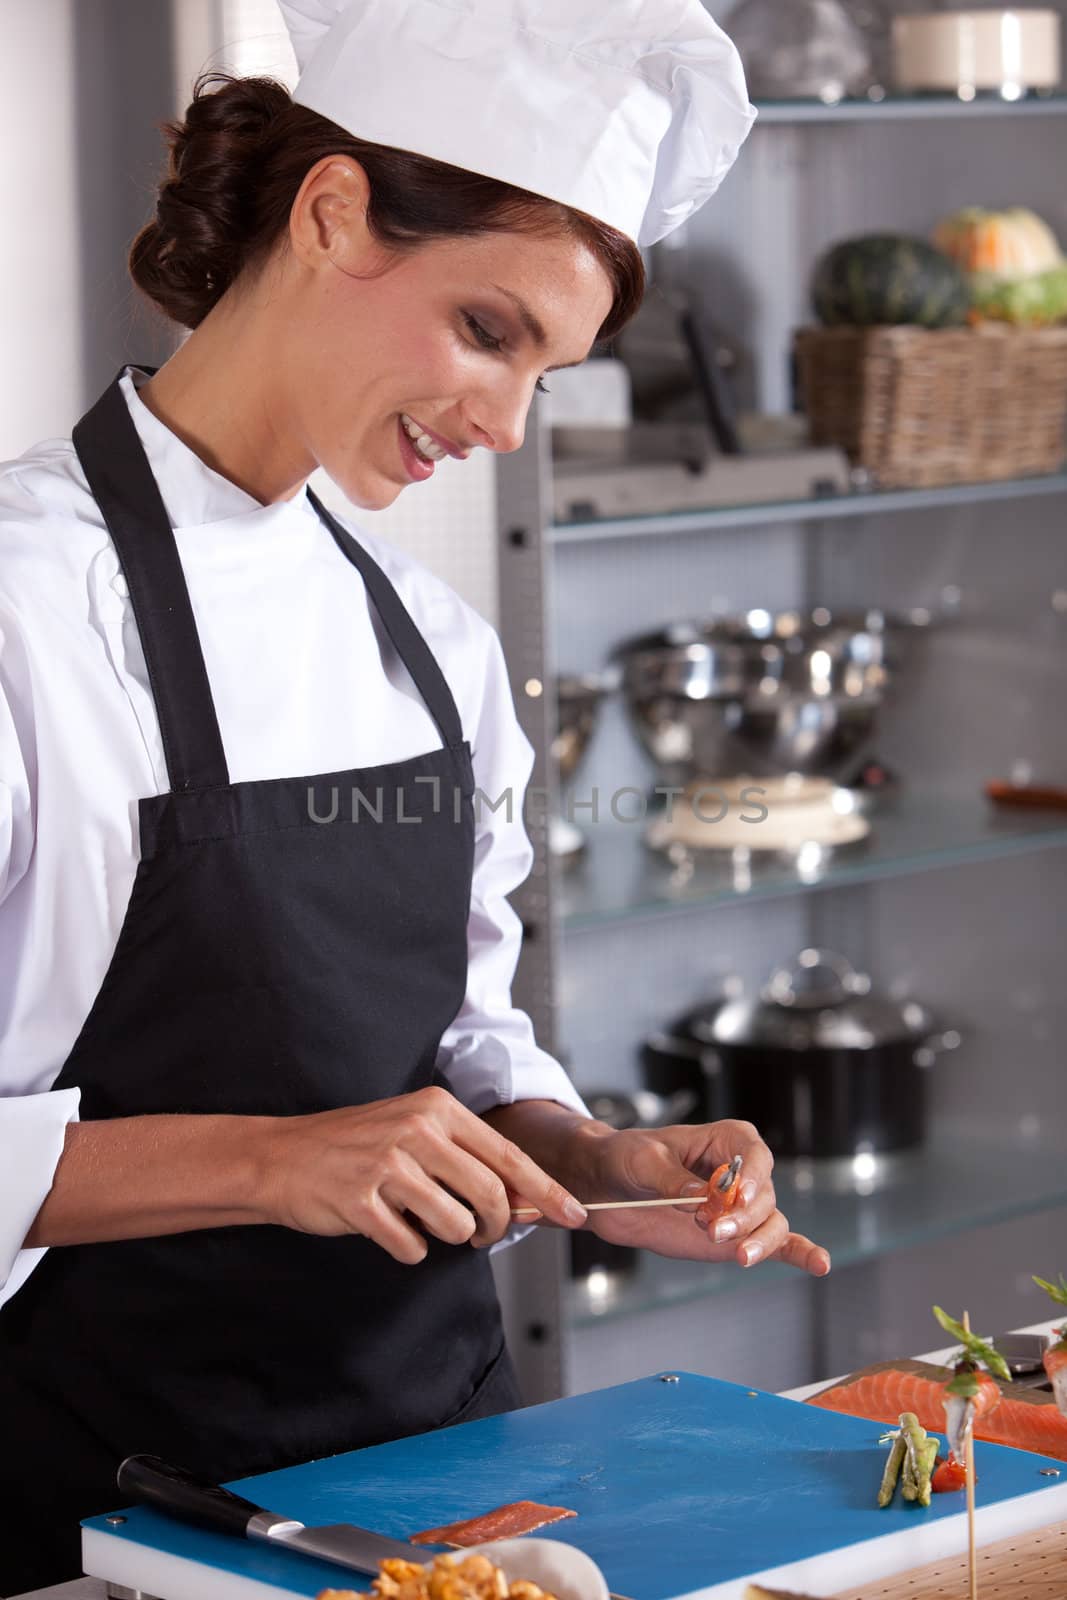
[275,0,756,248]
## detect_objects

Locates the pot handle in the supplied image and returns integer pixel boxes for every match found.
[631,1087,701,1126]
[765,948,866,1009]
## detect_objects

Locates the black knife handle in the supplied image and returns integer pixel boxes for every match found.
[117,1453,267,1537]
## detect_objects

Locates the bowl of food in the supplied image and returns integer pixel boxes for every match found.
[318,1540,610,1600]
[613,608,891,784]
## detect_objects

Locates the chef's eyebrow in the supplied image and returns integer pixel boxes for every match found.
[487,284,591,372]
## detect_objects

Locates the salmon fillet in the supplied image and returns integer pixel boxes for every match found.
[809,1361,1067,1462]
[410,1500,578,1547]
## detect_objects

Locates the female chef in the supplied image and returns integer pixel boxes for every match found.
[0,1,830,1590]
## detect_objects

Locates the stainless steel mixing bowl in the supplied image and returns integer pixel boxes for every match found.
[553,671,617,780]
[613,608,890,782]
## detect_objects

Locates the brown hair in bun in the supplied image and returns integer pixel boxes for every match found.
[129,71,645,337]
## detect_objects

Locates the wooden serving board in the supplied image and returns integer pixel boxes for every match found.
[833,1517,1067,1598]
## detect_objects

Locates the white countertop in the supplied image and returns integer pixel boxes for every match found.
[13,1322,1061,1600]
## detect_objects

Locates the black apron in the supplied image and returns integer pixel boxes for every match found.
[0,371,521,1596]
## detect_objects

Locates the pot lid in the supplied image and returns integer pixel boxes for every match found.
[689,948,934,1051]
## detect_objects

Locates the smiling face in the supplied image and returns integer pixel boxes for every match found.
[267,157,616,509]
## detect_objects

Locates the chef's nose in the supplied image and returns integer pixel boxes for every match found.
[468,378,536,455]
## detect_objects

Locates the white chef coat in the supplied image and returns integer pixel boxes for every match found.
[0,364,588,1308]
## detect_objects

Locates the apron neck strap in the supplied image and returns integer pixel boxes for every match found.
[73,370,230,793]
[307,488,465,752]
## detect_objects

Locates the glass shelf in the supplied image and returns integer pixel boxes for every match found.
[565,1126,1067,1328]
[558,790,1067,932]
[550,472,1067,544]
[754,91,1067,123]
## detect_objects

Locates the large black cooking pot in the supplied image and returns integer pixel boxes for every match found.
[643,949,955,1159]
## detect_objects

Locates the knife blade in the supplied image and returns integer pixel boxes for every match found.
[117,1453,448,1578]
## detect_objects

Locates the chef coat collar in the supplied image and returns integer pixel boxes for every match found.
[119,365,315,531]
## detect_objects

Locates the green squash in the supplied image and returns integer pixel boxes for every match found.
[812,235,970,329]
[970,264,1067,327]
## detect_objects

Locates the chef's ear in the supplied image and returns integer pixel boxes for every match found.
[289,155,374,275]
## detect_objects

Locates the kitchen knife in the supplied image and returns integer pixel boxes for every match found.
[117,1453,449,1578]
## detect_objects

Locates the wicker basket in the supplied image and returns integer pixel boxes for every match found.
[793,323,1067,489]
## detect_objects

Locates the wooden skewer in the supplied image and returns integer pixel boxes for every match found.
[510,1195,709,1218]
[963,1310,979,1600]
[513,1158,744,1219]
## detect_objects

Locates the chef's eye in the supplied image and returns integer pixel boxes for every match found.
[462,314,550,394]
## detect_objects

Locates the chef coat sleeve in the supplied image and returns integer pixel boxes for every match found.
[0,609,82,1300]
[434,622,590,1127]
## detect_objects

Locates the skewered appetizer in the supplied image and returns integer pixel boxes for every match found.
[707,1155,743,1211]
[1033,1273,1067,1416]
[931,1306,1012,1479]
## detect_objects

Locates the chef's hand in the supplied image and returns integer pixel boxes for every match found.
[261,1085,587,1263]
[577,1120,830,1277]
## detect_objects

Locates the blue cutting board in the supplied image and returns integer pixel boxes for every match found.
[82,1373,1067,1600]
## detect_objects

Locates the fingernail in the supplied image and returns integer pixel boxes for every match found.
[713,1217,738,1243]
[680,1181,706,1197]
[742,1240,763,1266]
[563,1198,588,1225]
[740,1180,758,1207]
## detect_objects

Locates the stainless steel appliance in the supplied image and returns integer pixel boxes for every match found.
[551,671,617,866]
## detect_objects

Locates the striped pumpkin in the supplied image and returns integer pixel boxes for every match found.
[811,235,969,329]
[933,206,1063,279]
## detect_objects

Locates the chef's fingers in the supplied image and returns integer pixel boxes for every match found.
[444,1104,588,1232]
[729,1205,792,1268]
[587,1127,775,1240]
[693,1172,777,1241]
[362,1190,437,1266]
[379,1158,480,1251]
[422,1141,519,1247]
[680,1119,774,1207]
[671,1183,713,1215]
[772,1232,832,1277]
[715,1119,774,1206]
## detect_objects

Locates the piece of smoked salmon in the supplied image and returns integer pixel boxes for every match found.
[410,1500,577,1547]
[808,1359,1067,1462]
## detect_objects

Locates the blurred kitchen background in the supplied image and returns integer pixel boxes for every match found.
[4,0,1067,1402]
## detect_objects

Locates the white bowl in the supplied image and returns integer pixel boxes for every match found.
[430,1537,610,1600]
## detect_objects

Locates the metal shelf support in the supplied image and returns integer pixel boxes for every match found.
[492,399,571,1406]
